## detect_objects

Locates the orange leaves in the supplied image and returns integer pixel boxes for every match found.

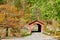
[0,4,25,18]
[0,3,30,28]
[7,17,15,22]
[19,10,24,18]
[7,17,20,28]
[0,4,10,11]
[8,22,16,28]
[7,19,16,28]
[0,4,18,14]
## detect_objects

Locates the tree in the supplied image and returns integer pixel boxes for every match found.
[0,0,6,5]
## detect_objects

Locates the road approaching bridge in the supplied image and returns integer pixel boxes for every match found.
[2,33,56,40]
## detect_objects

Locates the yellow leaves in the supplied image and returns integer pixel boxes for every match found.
[15,17,19,21]
[0,4,24,19]
[19,10,24,18]
[55,21,60,28]
[49,0,55,5]
[0,13,5,23]
[0,13,5,17]
[10,5,18,14]
[20,18,25,23]
[11,5,17,10]
[27,4,31,8]
[25,13,30,18]
[20,18,26,26]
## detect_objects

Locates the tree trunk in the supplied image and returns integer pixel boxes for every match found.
[6,27,8,37]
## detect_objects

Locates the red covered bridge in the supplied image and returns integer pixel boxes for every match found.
[29,20,44,33]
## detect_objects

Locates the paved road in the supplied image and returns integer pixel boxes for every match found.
[2,33,56,40]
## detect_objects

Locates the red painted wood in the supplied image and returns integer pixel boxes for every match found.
[29,20,44,33]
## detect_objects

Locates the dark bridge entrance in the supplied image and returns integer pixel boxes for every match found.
[32,24,41,33]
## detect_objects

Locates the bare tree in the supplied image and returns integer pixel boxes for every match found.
[34,7,40,20]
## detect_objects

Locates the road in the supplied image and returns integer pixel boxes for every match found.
[2,33,57,40]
